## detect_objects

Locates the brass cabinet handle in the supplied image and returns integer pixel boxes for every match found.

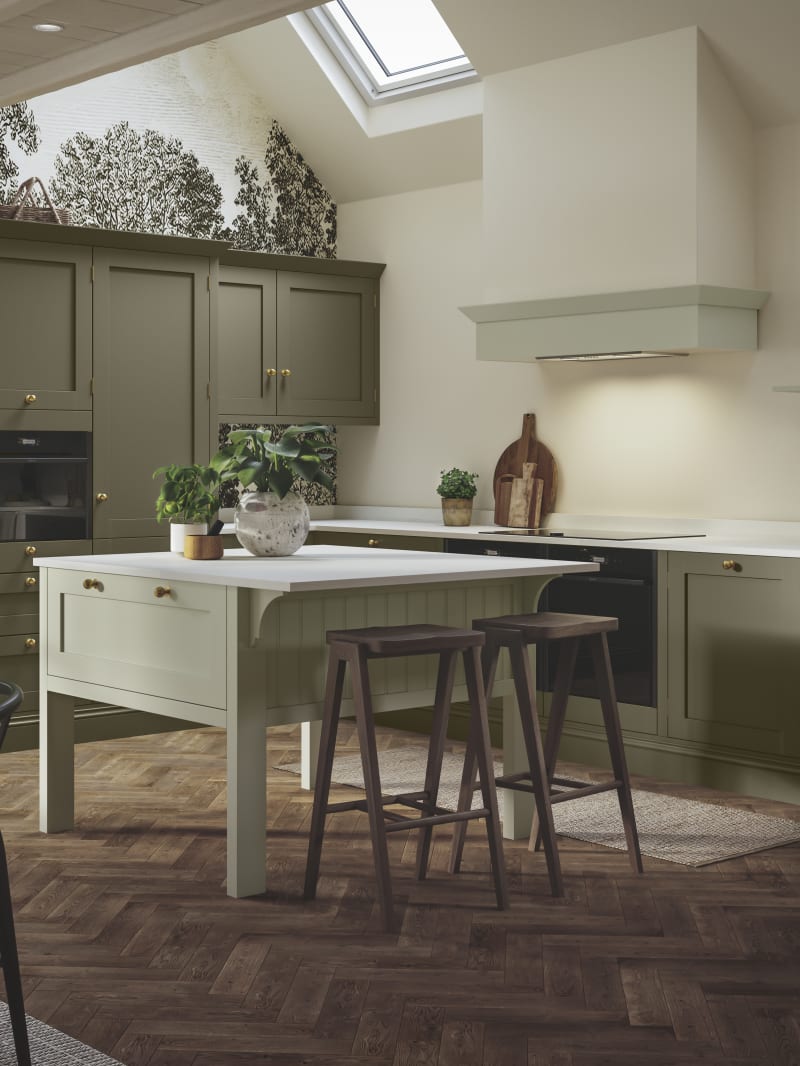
[24,545,36,556]
[96,492,109,503]
[24,637,37,650]
[154,585,172,598]
[367,538,381,548]
[24,576,37,589]
[266,368,277,378]
[82,578,103,590]
[24,393,37,405]
[280,368,292,377]
[722,559,742,572]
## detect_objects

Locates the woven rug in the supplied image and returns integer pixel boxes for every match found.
[0,1003,124,1065]
[280,747,800,867]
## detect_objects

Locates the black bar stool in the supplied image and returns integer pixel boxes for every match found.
[0,680,31,1066]
[450,612,643,894]
[304,623,508,932]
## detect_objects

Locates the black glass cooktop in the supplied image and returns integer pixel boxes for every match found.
[478,528,706,541]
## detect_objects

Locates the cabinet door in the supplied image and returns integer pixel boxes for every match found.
[276,272,377,422]
[92,249,211,540]
[666,552,800,757]
[0,239,92,412]
[217,266,277,418]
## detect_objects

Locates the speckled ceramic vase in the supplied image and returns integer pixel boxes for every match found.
[234,490,310,557]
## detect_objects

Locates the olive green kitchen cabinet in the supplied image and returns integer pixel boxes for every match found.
[666,552,800,761]
[92,248,212,541]
[217,254,383,425]
[0,236,92,419]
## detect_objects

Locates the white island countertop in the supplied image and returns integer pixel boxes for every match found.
[34,543,598,592]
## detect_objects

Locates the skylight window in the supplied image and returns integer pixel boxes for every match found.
[306,0,476,103]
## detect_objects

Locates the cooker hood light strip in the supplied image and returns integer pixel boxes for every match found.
[536,351,689,362]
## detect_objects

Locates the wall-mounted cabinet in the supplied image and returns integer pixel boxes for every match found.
[0,238,92,416]
[217,253,383,425]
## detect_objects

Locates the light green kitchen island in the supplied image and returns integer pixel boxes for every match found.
[35,544,595,897]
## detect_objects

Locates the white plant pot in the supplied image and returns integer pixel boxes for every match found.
[170,522,208,554]
[234,490,309,557]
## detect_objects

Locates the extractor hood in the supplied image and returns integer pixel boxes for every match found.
[460,285,770,362]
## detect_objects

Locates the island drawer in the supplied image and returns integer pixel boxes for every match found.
[44,568,228,710]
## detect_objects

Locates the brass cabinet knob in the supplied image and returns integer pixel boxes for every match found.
[367,538,381,548]
[266,368,277,378]
[24,637,37,650]
[154,585,172,598]
[280,368,292,377]
[24,576,37,589]
[96,492,109,502]
[24,545,36,556]
[82,578,103,590]
[722,559,742,572]
[24,393,37,405]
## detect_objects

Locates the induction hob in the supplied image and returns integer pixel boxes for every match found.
[478,528,706,541]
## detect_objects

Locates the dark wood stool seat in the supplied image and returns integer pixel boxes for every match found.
[450,612,643,897]
[305,623,508,933]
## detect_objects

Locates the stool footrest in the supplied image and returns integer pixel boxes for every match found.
[550,780,622,803]
[385,808,491,833]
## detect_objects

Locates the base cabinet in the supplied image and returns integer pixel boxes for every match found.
[666,552,800,760]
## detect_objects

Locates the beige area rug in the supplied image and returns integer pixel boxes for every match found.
[280,747,800,867]
[0,1003,124,1065]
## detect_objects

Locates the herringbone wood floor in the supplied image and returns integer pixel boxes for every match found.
[1,723,799,1065]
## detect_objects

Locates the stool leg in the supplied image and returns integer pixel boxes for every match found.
[529,636,579,853]
[462,645,508,911]
[304,651,347,901]
[348,644,397,932]
[506,638,564,898]
[0,834,31,1066]
[589,633,644,874]
[416,650,457,881]
[449,635,501,875]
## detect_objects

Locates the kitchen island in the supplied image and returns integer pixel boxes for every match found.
[35,544,596,897]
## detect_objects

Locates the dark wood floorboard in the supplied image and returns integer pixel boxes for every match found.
[1,723,799,1065]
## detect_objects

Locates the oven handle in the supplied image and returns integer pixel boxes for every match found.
[554,575,650,587]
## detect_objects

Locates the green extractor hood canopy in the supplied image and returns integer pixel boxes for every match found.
[460,285,770,362]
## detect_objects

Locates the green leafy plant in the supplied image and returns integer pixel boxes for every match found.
[212,424,335,499]
[436,467,479,499]
[153,463,220,524]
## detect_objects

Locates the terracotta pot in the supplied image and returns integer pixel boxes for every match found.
[441,498,473,526]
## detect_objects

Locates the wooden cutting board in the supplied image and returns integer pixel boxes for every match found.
[493,413,558,526]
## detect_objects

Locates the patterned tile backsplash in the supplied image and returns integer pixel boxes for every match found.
[217,424,336,509]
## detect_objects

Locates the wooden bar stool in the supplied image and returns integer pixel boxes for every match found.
[304,623,508,933]
[450,612,643,894]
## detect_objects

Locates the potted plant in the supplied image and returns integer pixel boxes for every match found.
[436,467,478,526]
[212,424,334,556]
[153,462,220,553]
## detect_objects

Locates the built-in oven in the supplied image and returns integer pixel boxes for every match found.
[0,431,91,541]
[445,538,657,708]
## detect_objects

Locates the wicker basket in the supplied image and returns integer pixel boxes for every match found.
[0,177,72,225]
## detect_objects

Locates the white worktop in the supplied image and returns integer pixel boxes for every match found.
[288,508,800,558]
[35,544,597,593]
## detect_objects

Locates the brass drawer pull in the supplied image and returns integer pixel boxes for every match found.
[24,545,36,556]
[24,576,37,589]
[367,538,381,548]
[722,559,742,573]
[266,368,277,378]
[154,585,172,599]
[24,393,37,405]
[96,492,109,503]
[24,637,37,650]
[82,578,103,591]
[280,368,292,377]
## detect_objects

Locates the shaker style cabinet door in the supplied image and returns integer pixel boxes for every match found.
[92,248,211,540]
[0,239,92,413]
[217,266,277,419]
[275,271,377,422]
[666,552,800,759]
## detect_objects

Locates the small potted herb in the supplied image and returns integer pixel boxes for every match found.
[153,463,220,553]
[211,424,335,556]
[436,467,478,526]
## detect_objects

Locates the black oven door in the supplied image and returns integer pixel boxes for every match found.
[0,431,91,542]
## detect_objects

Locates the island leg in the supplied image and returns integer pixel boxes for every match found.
[226,701,267,898]
[39,689,75,832]
[300,720,322,789]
